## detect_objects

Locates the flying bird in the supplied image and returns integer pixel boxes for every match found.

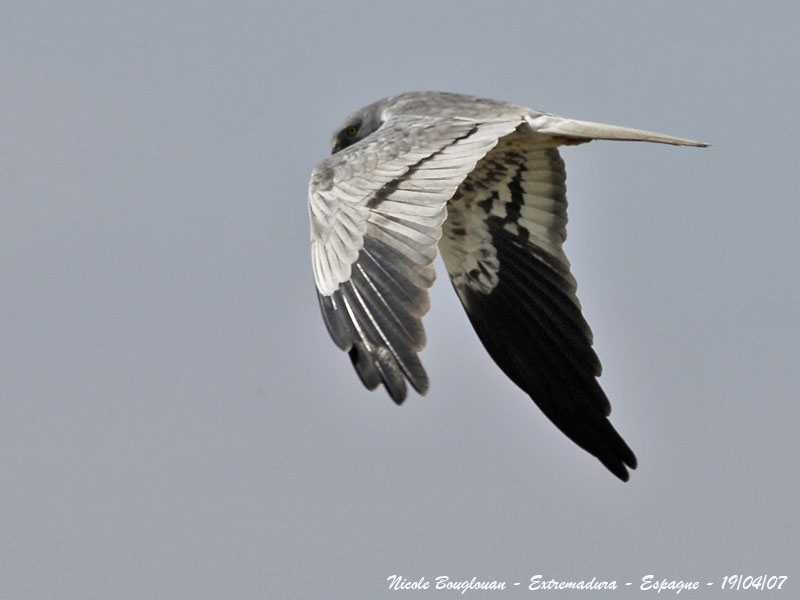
[308,92,707,481]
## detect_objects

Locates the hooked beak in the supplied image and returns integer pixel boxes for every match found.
[331,138,341,154]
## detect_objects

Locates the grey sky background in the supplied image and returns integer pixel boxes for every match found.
[2,1,798,598]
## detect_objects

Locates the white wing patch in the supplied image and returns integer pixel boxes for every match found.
[440,126,575,303]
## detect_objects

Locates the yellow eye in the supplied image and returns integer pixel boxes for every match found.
[345,125,359,137]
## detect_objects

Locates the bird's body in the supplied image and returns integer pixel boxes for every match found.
[308,91,706,481]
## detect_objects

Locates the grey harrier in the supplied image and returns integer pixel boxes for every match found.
[308,92,706,480]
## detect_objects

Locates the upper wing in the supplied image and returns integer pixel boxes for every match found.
[438,124,638,480]
[310,115,522,403]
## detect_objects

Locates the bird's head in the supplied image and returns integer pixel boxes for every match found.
[330,102,384,154]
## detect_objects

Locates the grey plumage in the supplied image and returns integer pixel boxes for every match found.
[308,91,707,480]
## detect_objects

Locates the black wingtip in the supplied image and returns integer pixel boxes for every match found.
[348,342,407,403]
[604,453,637,482]
[348,342,382,391]
[591,427,637,481]
[454,263,639,482]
